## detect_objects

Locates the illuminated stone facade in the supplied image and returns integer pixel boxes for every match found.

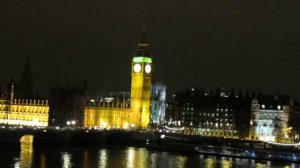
[0,99,48,127]
[0,82,49,127]
[166,88,252,138]
[151,82,166,125]
[84,35,152,129]
[249,95,292,142]
[84,100,130,129]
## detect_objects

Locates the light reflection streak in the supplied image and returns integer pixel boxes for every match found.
[205,158,216,168]
[176,156,187,168]
[40,153,46,168]
[15,135,34,168]
[126,147,135,168]
[150,152,157,168]
[256,163,267,168]
[82,150,89,168]
[221,159,232,168]
[61,152,72,168]
[98,149,108,168]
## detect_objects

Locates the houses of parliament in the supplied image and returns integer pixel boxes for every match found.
[0,59,49,127]
[84,35,153,129]
[0,34,156,129]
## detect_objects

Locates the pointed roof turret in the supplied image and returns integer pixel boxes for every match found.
[135,27,151,57]
[19,56,34,98]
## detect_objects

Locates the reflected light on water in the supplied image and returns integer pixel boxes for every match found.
[83,150,89,168]
[125,148,149,168]
[256,163,267,168]
[175,156,187,168]
[98,149,108,168]
[40,153,46,168]
[221,159,232,168]
[15,135,34,168]
[136,148,149,168]
[61,152,72,168]
[150,152,157,168]
[126,147,135,168]
[205,158,216,168]
[4,146,299,168]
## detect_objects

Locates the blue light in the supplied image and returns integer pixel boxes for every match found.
[292,154,297,161]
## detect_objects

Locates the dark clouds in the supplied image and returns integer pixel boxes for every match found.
[0,0,300,98]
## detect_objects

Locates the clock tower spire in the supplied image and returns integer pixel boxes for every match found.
[130,31,152,128]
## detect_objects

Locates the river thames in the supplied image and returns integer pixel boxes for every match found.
[1,142,299,168]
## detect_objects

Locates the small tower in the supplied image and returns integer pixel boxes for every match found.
[10,80,14,105]
[19,57,34,98]
[130,32,152,128]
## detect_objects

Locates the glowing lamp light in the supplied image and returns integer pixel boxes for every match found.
[101,121,107,128]
[160,134,166,139]
[277,105,281,110]
[66,121,71,125]
[124,122,129,129]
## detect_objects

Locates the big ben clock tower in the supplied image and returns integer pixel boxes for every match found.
[130,34,152,128]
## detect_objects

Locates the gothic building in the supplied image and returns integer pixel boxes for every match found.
[151,82,166,125]
[84,34,153,129]
[0,58,49,127]
[0,80,48,127]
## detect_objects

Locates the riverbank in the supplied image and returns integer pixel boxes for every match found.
[147,133,300,163]
[0,128,299,163]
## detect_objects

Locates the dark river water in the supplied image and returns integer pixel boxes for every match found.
[0,139,299,168]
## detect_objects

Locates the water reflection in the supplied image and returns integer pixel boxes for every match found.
[98,149,108,168]
[15,135,34,168]
[220,158,232,168]
[40,153,46,168]
[61,152,72,168]
[3,145,300,168]
[126,147,135,168]
[205,157,216,168]
[82,150,89,168]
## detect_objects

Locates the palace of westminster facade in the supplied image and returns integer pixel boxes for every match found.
[1,34,299,143]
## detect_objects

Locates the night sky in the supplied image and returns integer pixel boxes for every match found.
[0,0,300,99]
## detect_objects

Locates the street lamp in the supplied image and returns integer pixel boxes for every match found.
[71,120,76,125]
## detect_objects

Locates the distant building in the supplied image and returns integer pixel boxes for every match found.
[165,88,252,138]
[289,102,300,142]
[84,33,153,129]
[0,81,48,127]
[151,82,166,125]
[48,85,86,127]
[249,95,293,142]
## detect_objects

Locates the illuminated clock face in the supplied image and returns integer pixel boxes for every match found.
[133,64,141,72]
[145,64,151,73]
